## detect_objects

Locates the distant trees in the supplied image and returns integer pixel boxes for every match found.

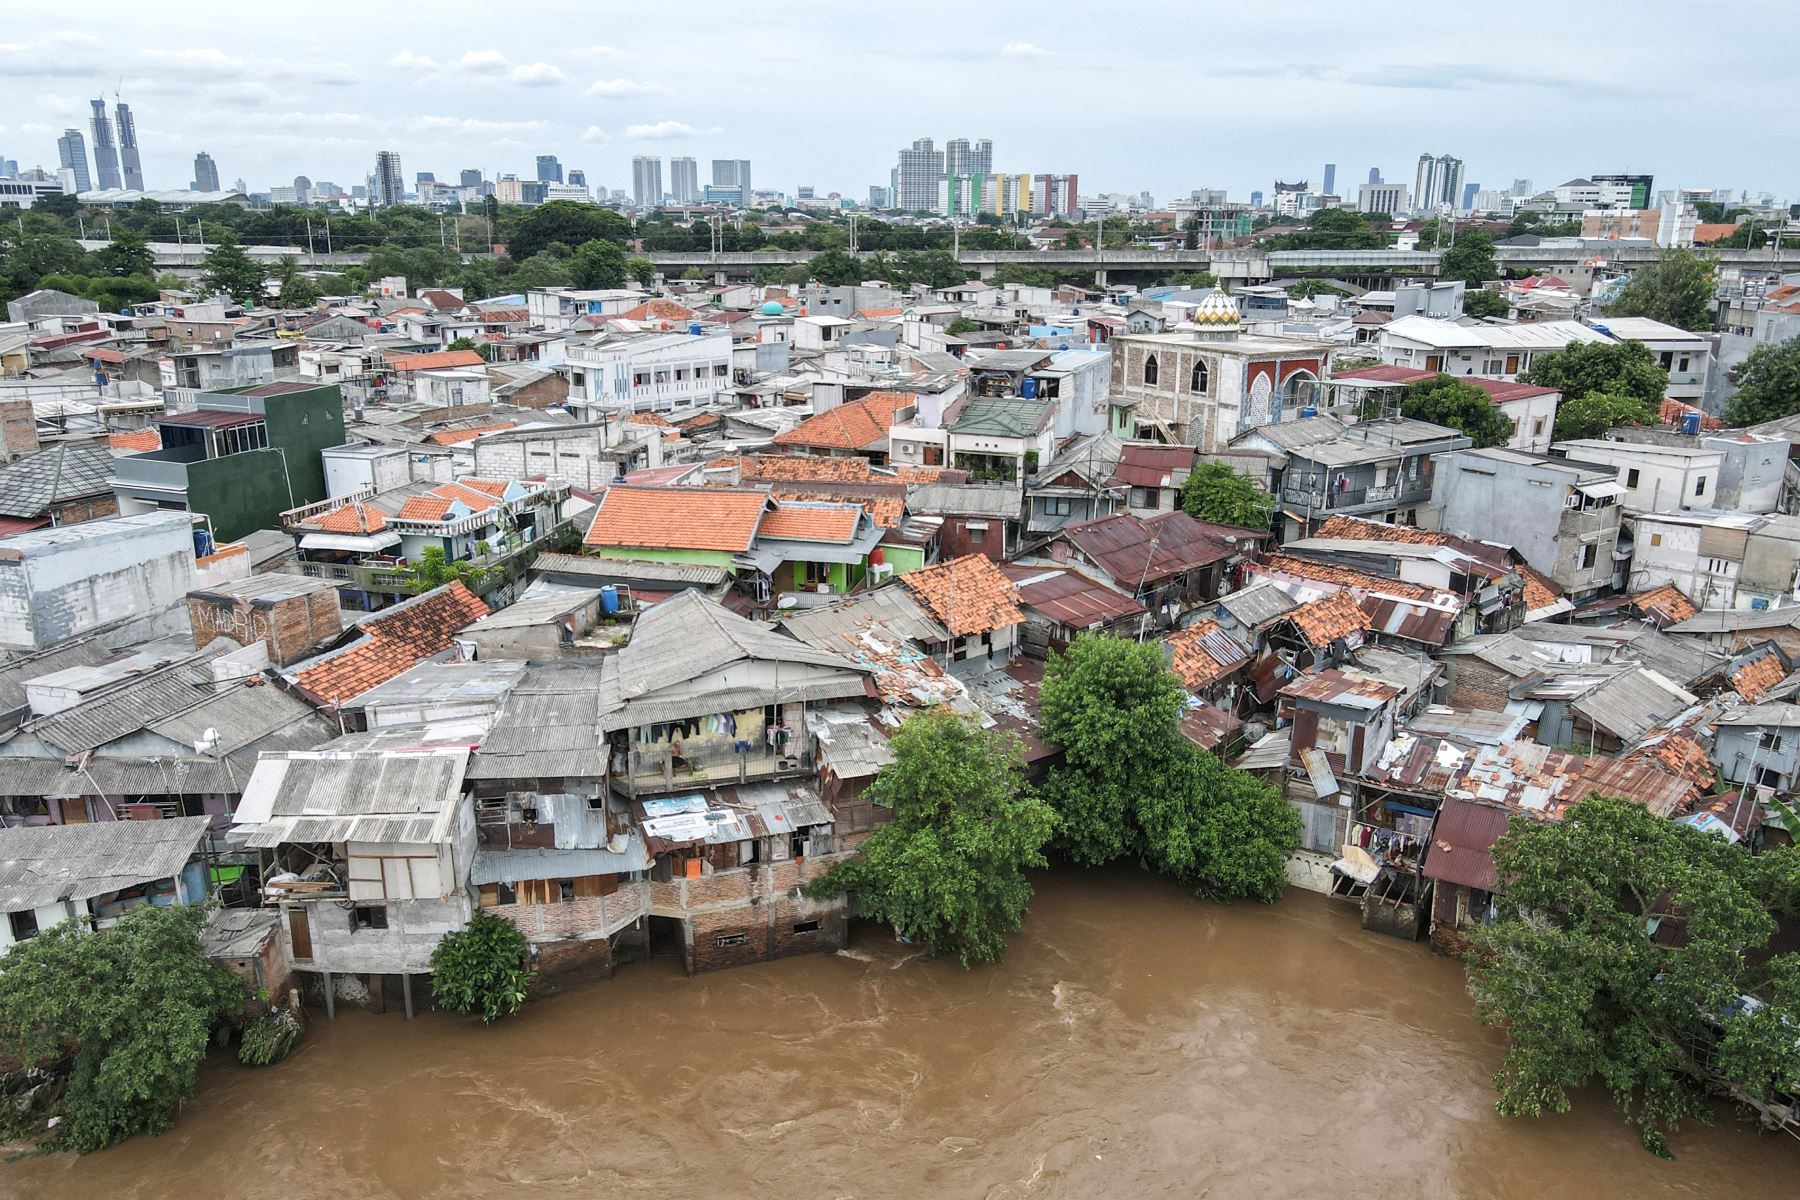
[1552,390,1658,442]
[1468,795,1800,1158]
[1722,338,1800,426]
[1609,247,1716,331]
[507,201,630,262]
[802,247,863,287]
[1439,230,1499,288]
[569,238,628,289]
[1400,374,1516,447]
[1462,288,1510,318]
[1263,208,1390,251]
[197,232,266,306]
[809,708,1056,965]
[1180,461,1275,529]
[430,911,533,1022]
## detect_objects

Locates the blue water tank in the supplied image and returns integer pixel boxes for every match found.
[688,322,703,335]
[1681,411,1701,435]
[1021,377,1038,398]
[600,585,620,615]
[1301,406,1319,418]
[192,527,215,559]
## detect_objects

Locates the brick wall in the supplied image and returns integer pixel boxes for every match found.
[1442,659,1513,711]
[187,589,343,665]
[0,399,39,461]
[49,495,118,526]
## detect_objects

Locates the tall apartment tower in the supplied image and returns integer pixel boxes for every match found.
[459,168,483,189]
[374,150,405,206]
[893,138,945,213]
[114,101,144,190]
[632,155,663,207]
[710,159,751,201]
[89,99,122,191]
[669,157,699,205]
[1322,163,1337,197]
[1368,167,1382,185]
[1412,153,1464,212]
[192,152,220,192]
[535,155,562,183]
[57,129,91,193]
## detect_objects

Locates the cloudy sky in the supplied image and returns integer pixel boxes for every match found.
[2,1,1792,203]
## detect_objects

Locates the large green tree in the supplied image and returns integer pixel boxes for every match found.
[1553,390,1660,441]
[809,708,1055,965]
[1610,247,1717,331]
[1722,338,1800,427]
[1401,374,1516,447]
[569,238,629,289]
[0,905,243,1153]
[430,910,533,1022]
[197,232,266,306]
[507,201,630,262]
[804,246,864,287]
[1469,795,1800,1157]
[1038,635,1299,901]
[1180,460,1275,529]
[1521,339,1668,411]
[1463,288,1510,318]
[1439,230,1498,288]
[94,228,154,278]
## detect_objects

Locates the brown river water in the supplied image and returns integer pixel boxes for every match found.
[8,870,1799,1199]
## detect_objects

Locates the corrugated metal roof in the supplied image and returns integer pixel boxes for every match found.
[1001,564,1145,629]
[0,816,210,911]
[235,750,467,848]
[1420,796,1511,893]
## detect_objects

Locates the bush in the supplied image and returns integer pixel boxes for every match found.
[238,1007,304,1067]
[430,911,533,1022]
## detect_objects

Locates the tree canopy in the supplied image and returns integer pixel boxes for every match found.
[430,910,533,1022]
[507,201,630,262]
[197,232,266,306]
[1468,795,1800,1157]
[1722,337,1800,427]
[1609,248,1717,331]
[1263,208,1390,251]
[569,238,629,289]
[1038,635,1299,902]
[0,904,243,1152]
[809,708,1055,965]
[1180,460,1275,530]
[1401,374,1516,447]
[1462,288,1510,318]
[1439,230,1499,289]
[1553,389,1660,442]
[1521,339,1669,411]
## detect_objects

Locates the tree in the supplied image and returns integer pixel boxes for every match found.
[197,232,266,306]
[804,246,864,287]
[1287,278,1346,300]
[808,709,1055,966]
[1400,374,1516,447]
[1038,635,1299,901]
[94,228,154,278]
[1468,795,1800,1157]
[405,545,487,590]
[946,316,980,336]
[1180,460,1274,529]
[0,904,243,1152]
[507,201,629,261]
[1554,390,1660,441]
[1722,338,1800,426]
[1463,288,1510,318]
[508,251,575,290]
[272,255,319,309]
[430,911,533,1022]
[1522,339,1668,411]
[1264,208,1389,252]
[1170,269,1219,288]
[1440,230,1498,288]
[569,238,628,289]
[1610,247,1716,331]
[629,256,659,287]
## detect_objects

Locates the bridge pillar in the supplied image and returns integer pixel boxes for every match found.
[1094,268,1108,288]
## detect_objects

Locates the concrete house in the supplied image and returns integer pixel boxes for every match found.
[1712,704,1800,792]
[1233,416,1470,538]
[1627,510,1800,612]
[0,512,197,651]
[0,817,211,952]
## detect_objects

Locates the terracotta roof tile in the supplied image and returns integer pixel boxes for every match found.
[856,306,905,319]
[387,348,485,372]
[1286,590,1372,649]
[758,502,861,543]
[772,487,905,529]
[397,495,454,521]
[1733,655,1787,703]
[1256,554,1438,603]
[306,501,387,534]
[456,478,510,499]
[1630,584,1698,626]
[900,554,1024,637]
[1167,619,1250,690]
[737,454,874,483]
[773,391,912,452]
[626,412,674,428]
[293,582,490,704]
[583,486,768,553]
[427,421,515,446]
[109,428,161,453]
[617,299,699,324]
[1517,563,1562,614]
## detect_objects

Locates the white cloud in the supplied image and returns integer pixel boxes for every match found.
[390,49,565,87]
[579,125,612,144]
[412,115,549,135]
[1000,42,1052,57]
[625,120,717,140]
[585,78,667,98]
[571,44,624,57]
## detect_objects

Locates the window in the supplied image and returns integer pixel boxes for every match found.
[1532,417,1545,437]
[1695,475,1707,497]
[967,523,987,544]
[1626,468,1640,489]
[1757,729,1785,751]
[1045,497,1073,516]
[632,371,650,387]
[716,932,750,947]
[352,905,389,931]
[792,920,821,935]
[9,909,39,942]
[1190,360,1209,392]
[1142,354,1159,386]
[1678,356,1691,373]
[1650,533,1662,547]
[1580,543,1598,570]
[714,363,729,377]
[1660,351,1674,369]
[803,560,832,586]
[558,879,577,902]
[1129,486,1156,509]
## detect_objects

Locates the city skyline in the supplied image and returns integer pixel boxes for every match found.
[0,2,1794,202]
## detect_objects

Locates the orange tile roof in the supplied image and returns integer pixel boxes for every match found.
[195,544,248,568]
[626,412,674,428]
[392,481,503,524]
[427,421,515,445]
[387,348,485,372]
[758,502,861,543]
[889,465,950,483]
[293,582,490,704]
[1167,619,1247,691]
[773,391,912,452]
[1693,223,1739,245]
[397,495,454,521]
[1286,590,1372,649]
[109,429,161,453]
[617,299,699,323]
[1732,655,1787,703]
[584,486,768,552]
[306,502,387,534]
[772,486,905,530]
[856,306,905,319]
[1517,563,1562,614]
[738,454,874,483]
[1257,555,1439,603]
[901,554,1024,637]
[1631,584,1698,626]
[1658,398,1721,430]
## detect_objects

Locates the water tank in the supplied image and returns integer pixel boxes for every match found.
[192,527,215,559]
[1020,377,1038,399]
[1301,406,1318,418]
[869,546,885,566]
[688,322,703,335]
[1681,411,1701,435]
[599,585,620,615]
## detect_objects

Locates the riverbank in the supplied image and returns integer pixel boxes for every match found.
[6,871,1797,1199]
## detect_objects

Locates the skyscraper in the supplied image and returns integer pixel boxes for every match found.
[536,155,562,184]
[669,157,699,205]
[114,101,143,190]
[57,129,90,193]
[459,168,484,189]
[1412,153,1464,212]
[632,155,663,207]
[192,152,219,192]
[294,176,312,204]
[568,169,587,188]
[1322,163,1336,197]
[89,99,121,191]
[1460,181,1480,212]
[711,159,751,203]
[1368,167,1382,185]
[374,150,404,206]
[893,138,945,213]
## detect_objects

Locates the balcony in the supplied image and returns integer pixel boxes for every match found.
[617,743,813,798]
[281,521,576,598]
[1280,481,1432,512]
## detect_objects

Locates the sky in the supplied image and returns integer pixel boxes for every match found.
[1,1,1794,205]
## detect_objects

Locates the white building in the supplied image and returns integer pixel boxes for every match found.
[1356,183,1409,215]
[525,287,647,332]
[1378,316,1614,380]
[1551,439,1725,515]
[1627,510,1800,611]
[1591,316,1714,404]
[564,329,733,418]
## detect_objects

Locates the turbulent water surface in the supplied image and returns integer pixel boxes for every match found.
[8,871,1799,1199]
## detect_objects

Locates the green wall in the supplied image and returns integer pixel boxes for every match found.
[882,545,926,576]
[586,546,738,569]
[192,383,347,541]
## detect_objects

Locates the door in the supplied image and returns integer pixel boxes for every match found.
[288,908,312,961]
[1425,355,1444,372]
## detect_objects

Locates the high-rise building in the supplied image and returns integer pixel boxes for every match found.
[1356,182,1409,215]
[568,169,586,188]
[1460,181,1481,212]
[1031,173,1079,217]
[192,151,219,192]
[1250,190,1264,208]
[868,184,891,209]
[1368,167,1382,185]
[114,101,143,190]
[57,129,90,193]
[459,168,483,190]
[1412,153,1464,212]
[945,137,993,178]
[632,155,663,207]
[1590,174,1654,210]
[374,150,405,207]
[669,157,699,205]
[893,138,945,213]
[536,155,562,184]
[711,159,751,201]
[1322,163,1337,197]
[89,99,122,191]
[0,158,17,179]
[1511,178,1533,197]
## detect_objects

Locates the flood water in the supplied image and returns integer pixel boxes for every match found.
[8,870,1799,1199]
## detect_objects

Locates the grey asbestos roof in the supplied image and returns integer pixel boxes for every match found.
[467,662,609,781]
[531,552,730,588]
[907,483,1024,519]
[0,443,118,517]
[146,682,329,756]
[0,816,211,911]
[777,586,949,649]
[611,591,861,701]
[237,750,468,848]
[0,640,112,722]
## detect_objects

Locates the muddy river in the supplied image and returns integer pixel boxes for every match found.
[8,871,1798,1198]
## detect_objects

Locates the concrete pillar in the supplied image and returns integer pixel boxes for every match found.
[1094,268,1109,288]
[322,971,335,1019]
[402,972,415,1020]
